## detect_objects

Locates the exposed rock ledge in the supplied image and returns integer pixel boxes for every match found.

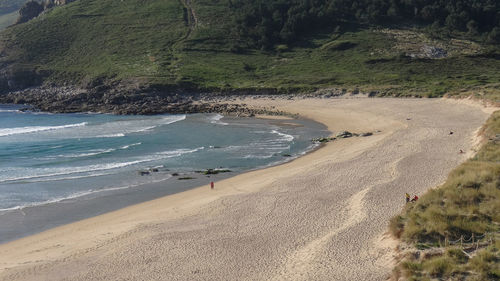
[0,86,296,116]
[0,83,378,116]
[16,0,77,24]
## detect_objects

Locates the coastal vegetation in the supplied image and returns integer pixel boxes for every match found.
[390,110,500,280]
[230,0,500,50]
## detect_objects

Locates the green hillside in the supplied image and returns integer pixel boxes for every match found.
[0,0,499,99]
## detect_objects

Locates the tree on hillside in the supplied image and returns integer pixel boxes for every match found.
[230,0,500,49]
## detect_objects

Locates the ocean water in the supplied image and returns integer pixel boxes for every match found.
[0,104,327,213]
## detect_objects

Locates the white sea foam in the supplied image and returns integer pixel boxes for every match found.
[0,109,19,113]
[271,130,294,142]
[242,154,275,159]
[1,115,186,141]
[0,175,172,213]
[0,160,149,183]
[55,148,117,158]
[120,142,142,149]
[162,115,186,124]
[209,114,229,125]
[0,147,203,184]
[133,126,157,133]
[155,147,204,157]
[0,122,88,137]
[17,172,114,183]
[95,133,126,138]
[83,115,186,138]
[43,143,141,160]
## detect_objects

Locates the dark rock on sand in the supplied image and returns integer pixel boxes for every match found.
[198,169,231,175]
[15,1,44,24]
[336,131,353,138]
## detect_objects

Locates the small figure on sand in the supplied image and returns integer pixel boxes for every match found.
[449,131,454,135]
[210,181,214,190]
[405,193,410,203]
[410,195,419,202]
[459,149,464,154]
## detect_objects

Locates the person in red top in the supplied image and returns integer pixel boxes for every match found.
[411,195,419,202]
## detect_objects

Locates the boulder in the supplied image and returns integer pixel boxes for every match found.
[138,171,150,176]
[336,131,353,138]
[16,1,44,24]
[422,45,447,59]
[16,0,77,25]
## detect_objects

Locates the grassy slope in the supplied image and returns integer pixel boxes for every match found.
[0,0,499,99]
[391,111,500,280]
[1,0,188,84]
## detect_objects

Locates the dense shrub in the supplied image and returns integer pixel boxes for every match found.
[230,0,500,49]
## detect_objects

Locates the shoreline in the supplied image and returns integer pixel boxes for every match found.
[0,113,327,245]
[0,97,491,280]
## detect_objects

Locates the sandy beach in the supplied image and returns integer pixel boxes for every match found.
[0,97,493,281]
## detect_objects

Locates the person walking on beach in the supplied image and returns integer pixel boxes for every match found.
[210,181,214,190]
[411,195,418,202]
[405,193,410,203]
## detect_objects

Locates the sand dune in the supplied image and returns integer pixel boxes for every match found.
[0,98,492,281]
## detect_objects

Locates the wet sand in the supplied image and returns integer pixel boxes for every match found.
[0,97,492,281]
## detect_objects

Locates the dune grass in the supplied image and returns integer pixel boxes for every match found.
[391,111,500,280]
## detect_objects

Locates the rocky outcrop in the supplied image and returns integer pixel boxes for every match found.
[15,0,77,25]
[15,1,44,24]
[0,73,379,115]
[43,0,77,8]
[336,131,353,138]
[0,67,47,93]
[0,85,294,116]
[53,0,76,5]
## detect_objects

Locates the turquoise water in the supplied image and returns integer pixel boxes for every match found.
[0,104,327,212]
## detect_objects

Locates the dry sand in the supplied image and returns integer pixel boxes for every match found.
[0,98,493,281]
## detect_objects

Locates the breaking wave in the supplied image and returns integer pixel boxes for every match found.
[0,122,88,137]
